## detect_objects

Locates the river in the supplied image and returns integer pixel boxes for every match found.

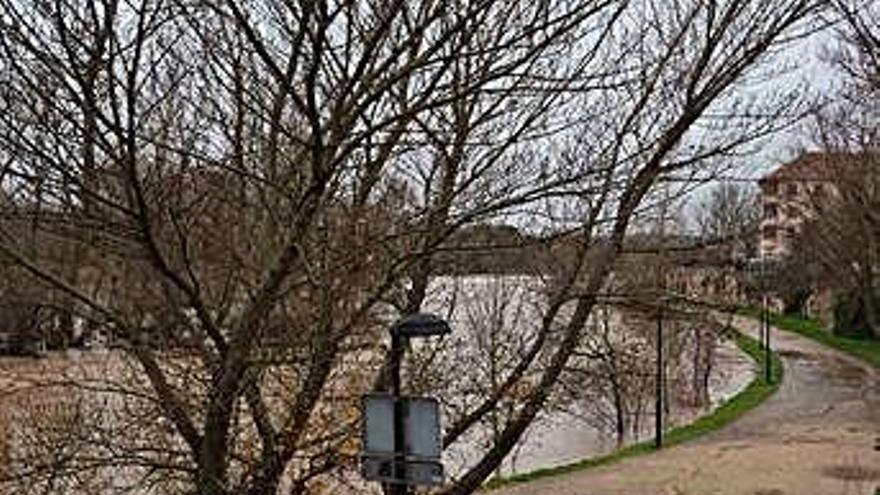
[0,275,755,493]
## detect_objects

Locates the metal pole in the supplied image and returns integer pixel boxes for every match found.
[759,238,772,384]
[759,189,771,384]
[655,182,668,450]
[655,301,663,450]
[763,295,772,383]
[390,332,408,495]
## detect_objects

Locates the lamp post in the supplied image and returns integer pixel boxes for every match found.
[655,297,664,450]
[751,249,775,384]
[762,288,771,383]
[655,182,669,450]
[388,313,451,495]
[760,259,776,383]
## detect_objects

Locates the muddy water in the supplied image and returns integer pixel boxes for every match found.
[424,276,755,479]
[443,336,754,478]
[0,276,758,493]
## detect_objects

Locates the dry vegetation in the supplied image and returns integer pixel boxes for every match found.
[0,0,828,493]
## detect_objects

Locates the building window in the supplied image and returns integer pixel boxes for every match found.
[763,204,778,219]
[761,182,778,195]
[786,183,798,196]
[762,225,777,240]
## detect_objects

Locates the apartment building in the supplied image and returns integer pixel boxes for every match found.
[757,152,839,260]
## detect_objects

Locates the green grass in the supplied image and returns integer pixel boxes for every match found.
[739,308,880,369]
[482,330,782,491]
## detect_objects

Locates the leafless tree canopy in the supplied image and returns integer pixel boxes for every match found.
[0,0,824,494]
[830,0,880,93]
[693,182,759,263]
[796,0,879,335]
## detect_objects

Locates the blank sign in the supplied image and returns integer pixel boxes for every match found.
[361,393,444,485]
[361,394,441,458]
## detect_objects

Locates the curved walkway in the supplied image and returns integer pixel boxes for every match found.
[490,315,880,495]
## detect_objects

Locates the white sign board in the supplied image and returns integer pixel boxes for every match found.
[361,394,444,485]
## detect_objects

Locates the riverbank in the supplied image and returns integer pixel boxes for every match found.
[484,326,782,491]
[739,308,880,368]
[489,315,879,495]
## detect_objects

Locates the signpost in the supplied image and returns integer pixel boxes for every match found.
[361,394,444,485]
[361,313,451,494]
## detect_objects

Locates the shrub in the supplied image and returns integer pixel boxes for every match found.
[831,291,878,339]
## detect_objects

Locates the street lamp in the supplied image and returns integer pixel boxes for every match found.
[655,295,665,450]
[748,256,775,384]
[760,261,769,383]
[758,258,778,383]
[388,313,450,495]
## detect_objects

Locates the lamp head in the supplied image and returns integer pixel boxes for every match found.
[391,313,451,338]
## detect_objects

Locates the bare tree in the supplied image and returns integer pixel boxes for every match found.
[796,0,880,335]
[558,302,654,447]
[0,0,825,494]
[693,182,760,264]
[791,153,880,336]
[557,232,721,448]
[829,0,879,92]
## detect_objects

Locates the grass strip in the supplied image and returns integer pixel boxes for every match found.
[738,308,880,369]
[482,330,782,491]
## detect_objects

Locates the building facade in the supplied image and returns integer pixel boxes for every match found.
[757,152,839,260]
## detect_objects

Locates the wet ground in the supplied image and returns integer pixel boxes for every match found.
[491,315,880,495]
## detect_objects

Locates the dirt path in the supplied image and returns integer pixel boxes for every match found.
[490,316,880,495]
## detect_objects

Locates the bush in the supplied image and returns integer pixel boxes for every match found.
[832,291,878,339]
[782,289,811,317]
